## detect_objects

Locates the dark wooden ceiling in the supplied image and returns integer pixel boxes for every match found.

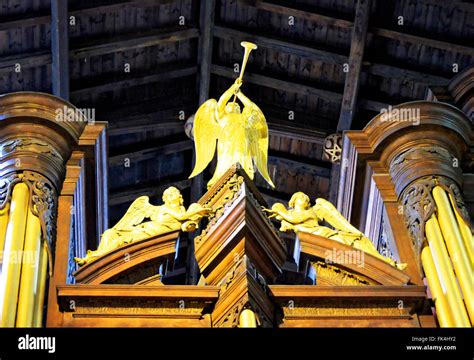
[1,0,473,226]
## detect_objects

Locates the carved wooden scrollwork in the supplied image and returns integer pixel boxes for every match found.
[0,171,57,271]
[323,133,342,164]
[194,174,244,246]
[389,145,463,197]
[400,175,469,265]
[390,146,455,176]
[1,137,62,160]
[219,297,247,327]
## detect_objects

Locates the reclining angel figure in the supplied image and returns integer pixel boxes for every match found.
[75,186,211,265]
[263,192,406,270]
[189,78,274,188]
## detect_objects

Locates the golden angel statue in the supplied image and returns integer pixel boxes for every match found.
[75,187,211,265]
[263,192,406,270]
[189,42,274,188]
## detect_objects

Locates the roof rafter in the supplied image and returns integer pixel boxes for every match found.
[251,0,474,57]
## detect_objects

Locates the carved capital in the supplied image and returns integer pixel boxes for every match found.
[0,134,67,190]
[400,175,469,265]
[389,145,462,196]
[0,171,57,272]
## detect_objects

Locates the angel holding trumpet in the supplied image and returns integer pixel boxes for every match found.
[189,41,274,188]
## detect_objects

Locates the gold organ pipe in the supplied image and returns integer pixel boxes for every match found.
[425,214,470,327]
[239,309,257,328]
[432,186,474,323]
[15,208,41,327]
[0,203,10,322]
[0,203,10,256]
[421,246,453,327]
[32,240,48,327]
[0,183,29,327]
[448,193,474,268]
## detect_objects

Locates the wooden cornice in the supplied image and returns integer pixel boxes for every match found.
[57,284,220,300]
[345,101,474,156]
[297,231,411,286]
[74,230,180,285]
[270,285,426,298]
[0,91,87,142]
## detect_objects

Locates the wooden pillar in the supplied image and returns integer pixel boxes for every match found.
[0,93,92,327]
[344,101,473,326]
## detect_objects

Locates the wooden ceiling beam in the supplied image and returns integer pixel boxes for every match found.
[0,27,199,74]
[251,1,474,57]
[51,0,70,100]
[109,120,185,137]
[71,65,197,97]
[364,63,448,86]
[268,154,331,178]
[337,0,371,132]
[110,110,327,143]
[109,178,192,206]
[191,0,216,224]
[330,0,371,205]
[99,94,195,120]
[258,186,294,204]
[197,0,216,105]
[213,25,347,64]
[108,138,193,167]
[268,122,327,144]
[254,1,353,29]
[212,63,341,102]
[211,64,389,111]
[70,27,199,60]
[0,0,177,31]
[214,25,449,86]
[0,51,50,74]
[371,28,474,57]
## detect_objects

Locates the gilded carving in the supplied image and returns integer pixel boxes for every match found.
[282,300,408,317]
[70,299,206,316]
[75,187,211,265]
[217,297,247,328]
[194,174,244,246]
[311,261,373,286]
[189,42,274,188]
[264,192,406,269]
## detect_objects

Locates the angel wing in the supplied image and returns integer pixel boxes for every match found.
[113,196,154,231]
[189,99,220,178]
[313,198,362,234]
[243,103,275,187]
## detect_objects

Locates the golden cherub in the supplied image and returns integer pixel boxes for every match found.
[263,192,406,270]
[189,41,274,188]
[75,187,211,266]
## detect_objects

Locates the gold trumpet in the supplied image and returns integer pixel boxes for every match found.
[231,41,258,105]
